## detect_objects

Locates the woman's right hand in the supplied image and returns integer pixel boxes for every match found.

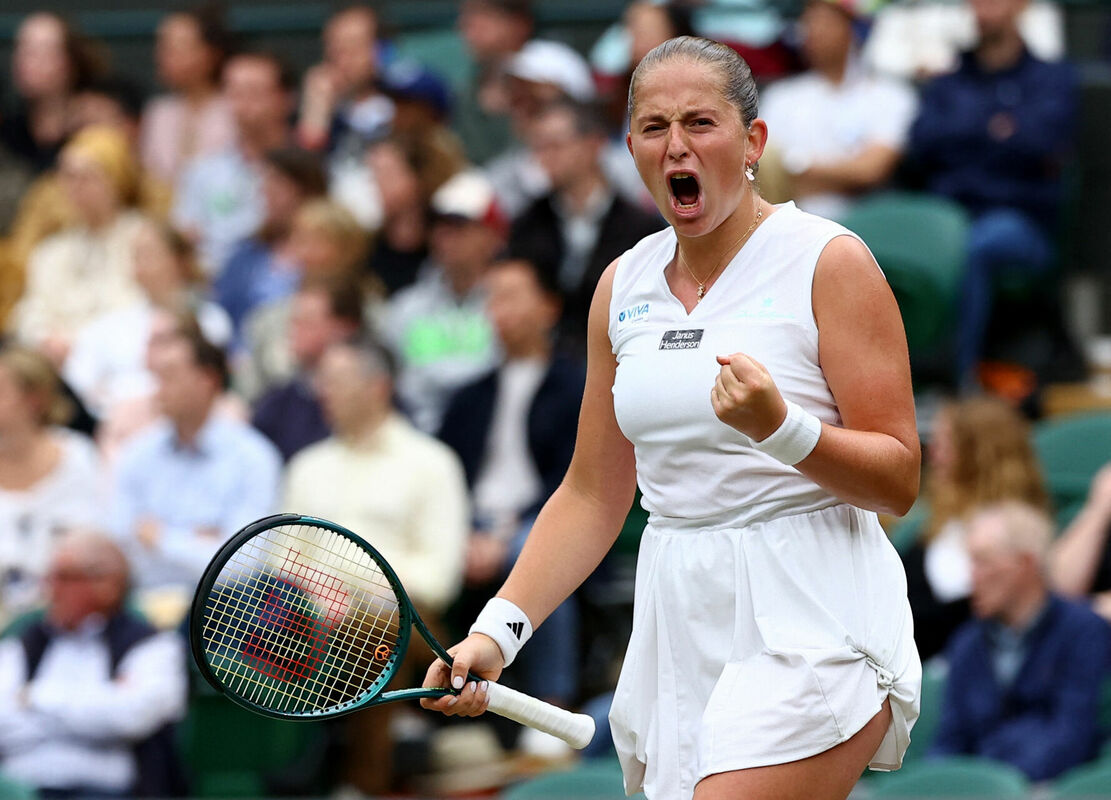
[420,633,504,717]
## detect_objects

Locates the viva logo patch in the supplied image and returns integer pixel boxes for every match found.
[618,303,650,324]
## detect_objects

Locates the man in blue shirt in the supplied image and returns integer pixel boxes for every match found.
[907,0,1077,388]
[930,501,1111,781]
[173,50,296,277]
[111,330,281,611]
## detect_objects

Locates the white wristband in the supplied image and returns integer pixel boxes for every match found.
[469,597,533,668]
[751,400,822,466]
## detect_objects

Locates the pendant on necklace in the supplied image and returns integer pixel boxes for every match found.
[696,285,705,301]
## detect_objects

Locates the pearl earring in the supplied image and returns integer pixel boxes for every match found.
[745,164,755,181]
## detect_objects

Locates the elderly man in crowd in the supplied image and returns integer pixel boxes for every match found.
[0,532,188,797]
[930,501,1111,781]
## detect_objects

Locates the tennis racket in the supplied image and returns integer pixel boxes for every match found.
[189,513,595,749]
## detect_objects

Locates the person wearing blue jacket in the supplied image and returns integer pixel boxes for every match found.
[930,501,1111,781]
[907,0,1078,388]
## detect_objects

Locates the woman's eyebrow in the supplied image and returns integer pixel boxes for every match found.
[634,108,719,124]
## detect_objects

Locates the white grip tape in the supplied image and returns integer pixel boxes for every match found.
[750,399,822,466]
[485,681,596,750]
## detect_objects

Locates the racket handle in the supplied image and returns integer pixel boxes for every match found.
[485,681,596,750]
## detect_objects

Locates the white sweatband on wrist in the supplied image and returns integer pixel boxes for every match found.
[751,400,822,466]
[469,597,533,668]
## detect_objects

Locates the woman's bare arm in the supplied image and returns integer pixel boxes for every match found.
[712,235,920,516]
[802,235,921,516]
[1050,464,1111,595]
[421,259,637,711]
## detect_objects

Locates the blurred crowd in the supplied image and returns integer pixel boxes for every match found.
[0,0,1108,796]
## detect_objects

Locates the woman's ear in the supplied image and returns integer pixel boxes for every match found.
[746,118,769,166]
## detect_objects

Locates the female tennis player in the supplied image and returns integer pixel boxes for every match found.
[423,36,921,800]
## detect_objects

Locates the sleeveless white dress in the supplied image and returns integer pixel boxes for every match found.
[607,203,921,799]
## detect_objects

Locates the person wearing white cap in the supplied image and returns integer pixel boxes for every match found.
[383,170,504,434]
[483,39,600,220]
[504,39,597,104]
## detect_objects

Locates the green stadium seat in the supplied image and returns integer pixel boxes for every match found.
[501,759,645,799]
[902,661,947,767]
[888,507,926,556]
[1050,757,1111,797]
[180,686,330,798]
[1032,411,1111,528]
[869,756,1029,798]
[841,192,970,359]
[0,772,36,800]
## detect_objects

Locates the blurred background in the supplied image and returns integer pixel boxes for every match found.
[1,0,1111,798]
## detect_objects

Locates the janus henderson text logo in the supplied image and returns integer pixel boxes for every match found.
[619,303,650,323]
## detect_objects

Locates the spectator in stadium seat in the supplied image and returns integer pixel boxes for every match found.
[286,335,468,618]
[759,0,917,221]
[11,125,147,365]
[455,0,534,164]
[385,170,503,434]
[363,139,435,297]
[140,5,235,184]
[296,5,393,230]
[380,61,468,202]
[283,335,468,795]
[110,329,280,618]
[906,0,1078,388]
[238,199,371,400]
[0,346,101,626]
[1050,462,1111,623]
[930,501,1111,782]
[94,307,247,467]
[1,13,108,175]
[484,38,599,220]
[0,532,188,797]
[438,257,584,708]
[173,50,298,277]
[251,276,364,462]
[0,18,117,241]
[211,147,328,342]
[0,75,167,332]
[63,219,232,420]
[903,396,1049,662]
[508,100,664,352]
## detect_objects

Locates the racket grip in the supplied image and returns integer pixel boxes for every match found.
[485,681,596,750]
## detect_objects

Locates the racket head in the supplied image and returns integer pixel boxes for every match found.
[190,513,428,720]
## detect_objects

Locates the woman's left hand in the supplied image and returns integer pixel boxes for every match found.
[711,353,788,442]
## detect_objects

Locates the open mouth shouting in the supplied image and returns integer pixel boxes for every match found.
[667,171,702,216]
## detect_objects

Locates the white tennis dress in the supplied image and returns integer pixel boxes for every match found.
[607,202,921,799]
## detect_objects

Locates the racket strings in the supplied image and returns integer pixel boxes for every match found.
[199,523,403,715]
[203,528,395,713]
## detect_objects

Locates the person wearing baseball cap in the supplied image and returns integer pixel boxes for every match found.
[383,170,504,434]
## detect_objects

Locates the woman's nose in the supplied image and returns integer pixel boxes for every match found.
[666,123,689,160]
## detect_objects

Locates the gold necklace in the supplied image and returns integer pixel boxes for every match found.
[679,208,764,302]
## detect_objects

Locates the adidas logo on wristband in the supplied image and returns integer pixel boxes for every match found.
[471,597,533,667]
